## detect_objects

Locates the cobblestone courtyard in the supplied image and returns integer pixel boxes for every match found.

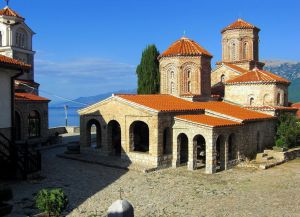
[6,144,300,217]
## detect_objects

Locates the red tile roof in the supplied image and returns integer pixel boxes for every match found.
[193,101,274,122]
[292,103,300,119]
[0,6,23,19]
[223,63,248,74]
[115,94,274,122]
[176,114,242,127]
[0,55,31,69]
[115,94,204,112]
[221,18,259,33]
[159,36,212,58]
[15,93,50,102]
[225,68,290,85]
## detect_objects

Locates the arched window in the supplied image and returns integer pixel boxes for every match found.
[250,97,254,105]
[177,133,188,164]
[107,120,121,156]
[16,29,27,49]
[86,119,101,148]
[170,71,174,79]
[263,94,270,105]
[277,93,281,105]
[230,42,236,61]
[187,70,191,78]
[28,110,40,137]
[187,81,191,92]
[170,82,175,94]
[243,42,249,60]
[221,74,225,83]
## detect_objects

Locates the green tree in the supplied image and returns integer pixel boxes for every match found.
[276,114,300,148]
[136,45,160,94]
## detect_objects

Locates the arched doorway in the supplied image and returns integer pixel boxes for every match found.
[86,119,101,148]
[228,133,237,161]
[107,120,121,156]
[216,135,225,170]
[193,135,206,165]
[28,110,40,138]
[163,127,172,155]
[130,121,149,152]
[15,111,21,140]
[178,133,188,164]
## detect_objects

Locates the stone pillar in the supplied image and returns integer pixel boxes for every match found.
[224,137,229,170]
[187,137,197,170]
[172,133,179,168]
[205,136,216,174]
[220,139,226,170]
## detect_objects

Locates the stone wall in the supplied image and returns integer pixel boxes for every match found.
[225,83,289,106]
[15,100,49,143]
[159,55,211,99]
[211,65,241,87]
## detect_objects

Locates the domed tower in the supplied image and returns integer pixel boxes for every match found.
[0,6,35,81]
[158,36,213,101]
[221,18,264,70]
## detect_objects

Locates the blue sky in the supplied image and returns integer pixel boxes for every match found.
[8,0,300,102]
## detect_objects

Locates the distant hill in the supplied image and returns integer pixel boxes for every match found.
[50,89,136,108]
[264,60,300,103]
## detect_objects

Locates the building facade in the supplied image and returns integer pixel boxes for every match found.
[79,23,285,174]
[0,6,50,143]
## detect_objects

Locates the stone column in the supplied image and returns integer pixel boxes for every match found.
[205,135,216,174]
[220,138,226,170]
[187,137,197,171]
[224,137,229,170]
[172,132,179,168]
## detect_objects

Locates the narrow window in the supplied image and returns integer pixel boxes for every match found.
[170,71,174,79]
[28,111,40,137]
[277,93,281,105]
[243,42,248,59]
[221,74,225,83]
[170,82,175,94]
[187,81,191,92]
[250,97,254,105]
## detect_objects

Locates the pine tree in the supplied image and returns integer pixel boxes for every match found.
[136,45,160,94]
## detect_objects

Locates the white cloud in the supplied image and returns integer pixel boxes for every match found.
[35,58,137,100]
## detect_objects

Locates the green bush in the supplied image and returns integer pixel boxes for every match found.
[35,188,68,217]
[276,114,300,148]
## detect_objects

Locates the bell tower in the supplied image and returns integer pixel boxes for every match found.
[0,5,35,81]
[221,18,264,70]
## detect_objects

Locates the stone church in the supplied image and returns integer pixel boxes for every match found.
[0,6,50,144]
[79,19,296,174]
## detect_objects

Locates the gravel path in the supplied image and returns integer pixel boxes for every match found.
[5,144,300,217]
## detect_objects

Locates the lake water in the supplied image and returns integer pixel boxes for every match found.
[49,107,83,127]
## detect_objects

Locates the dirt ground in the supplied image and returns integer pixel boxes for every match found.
[5,145,300,217]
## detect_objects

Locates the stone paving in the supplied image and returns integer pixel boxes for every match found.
[3,135,300,217]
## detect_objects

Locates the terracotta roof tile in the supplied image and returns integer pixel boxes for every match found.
[225,68,290,84]
[15,93,50,102]
[115,94,274,122]
[159,36,212,58]
[0,6,23,19]
[221,18,259,33]
[176,114,242,127]
[193,101,274,122]
[223,63,248,74]
[0,55,31,69]
[115,94,204,112]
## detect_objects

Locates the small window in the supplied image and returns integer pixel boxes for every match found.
[250,97,254,105]
[277,93,281,105]
[170,71,174,79]
[28,110,40,137]
[221,74,225,82]
[243,42,249,60]
[170,82,175,94]
[187,70,191,78]
[187,81,191,92]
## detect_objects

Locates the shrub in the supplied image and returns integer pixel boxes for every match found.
[276,114,300,148]
[35,188,68,217]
